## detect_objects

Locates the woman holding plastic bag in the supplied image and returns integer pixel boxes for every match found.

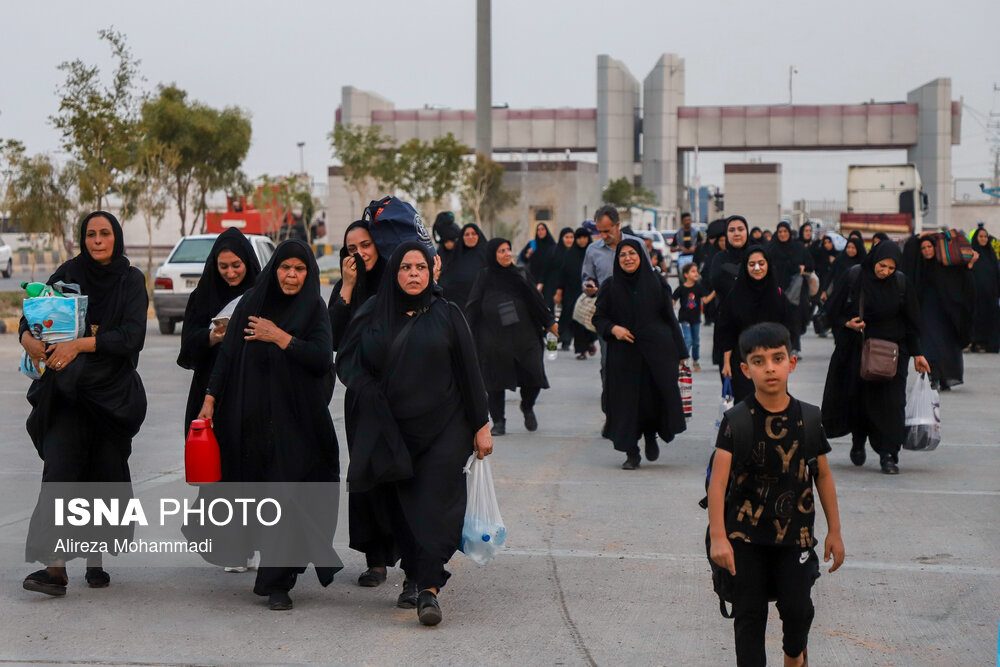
[821,241,930,474]
[18,211,148,596]
[176,228,261,434]
[337,242,492,626]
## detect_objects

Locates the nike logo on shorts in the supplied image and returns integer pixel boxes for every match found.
[799,551,809,564]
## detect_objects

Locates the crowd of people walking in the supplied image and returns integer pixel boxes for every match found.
[16,204,999,651]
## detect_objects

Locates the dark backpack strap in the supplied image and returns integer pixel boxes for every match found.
[724,400,754,474]
[799,400,823,479]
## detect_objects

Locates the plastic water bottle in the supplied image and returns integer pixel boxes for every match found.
[546,332,558,360]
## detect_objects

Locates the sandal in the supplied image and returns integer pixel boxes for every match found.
[23,569,68,597]
[85,567,111,588]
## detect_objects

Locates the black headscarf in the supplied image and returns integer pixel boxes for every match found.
[178,228,261,370]
[749,226,763,243]
[708,215,749,296]
[971,229,999,278]
[872,232,890,245]
[339,219,386,310]
[373,241,436,338]
[481,237,539,304]
[728,244,787,325]
[236,239,321,337]
[528,222,557,283]
[768,220,810,288]
[70,211,132,323]
[848,230,864,241]
[833,237,866,272]
[607,238,665,329]
[855,240,906,321]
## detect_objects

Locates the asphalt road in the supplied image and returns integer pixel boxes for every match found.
[0,320,997,665]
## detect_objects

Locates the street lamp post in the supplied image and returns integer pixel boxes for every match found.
[296,142,305,176]
[788,66,798,105]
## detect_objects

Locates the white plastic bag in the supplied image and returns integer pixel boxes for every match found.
[461,454,506,565]
[904,373,941,451]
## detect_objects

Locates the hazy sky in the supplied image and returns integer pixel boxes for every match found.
[2,0,997,209]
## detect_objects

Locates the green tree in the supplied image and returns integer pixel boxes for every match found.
[0,138,27,227]
[459,152,519,236]
[50,27,142,211]
[601,177,657,218]
[250,174,313,241]
[132,138,178,290]
[190,105,252,233]
[5,154,74,279]
[389,133,469,209]
[328,123,395,210]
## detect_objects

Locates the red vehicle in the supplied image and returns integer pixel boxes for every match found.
[205,190,295,236]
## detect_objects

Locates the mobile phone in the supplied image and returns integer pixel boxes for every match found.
[211,317,230,328]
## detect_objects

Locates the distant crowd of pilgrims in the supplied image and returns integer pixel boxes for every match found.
[16,207,1000,621]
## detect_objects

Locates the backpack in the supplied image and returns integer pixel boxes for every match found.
[934,230,974,267]
[699,399,823,618]
[362,196,437,261]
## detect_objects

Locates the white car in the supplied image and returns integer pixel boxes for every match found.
[153,233,275,334]
[0,235,12,278]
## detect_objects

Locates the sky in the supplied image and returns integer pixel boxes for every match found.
[1,0,998,210]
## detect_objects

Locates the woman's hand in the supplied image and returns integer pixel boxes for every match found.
[611,325,634,343]
[433,254,442,282]
[474,424,493,459]
[21,332,47,372]
[679,358,689,369]
[721,359,732,378]
[45,339,84,371]
[846,316,865,332]
[342,255,358,288]
[209,323,227,346]
[913,355,931,374]
[548,323,559,338]
[968,251,979,269]
[197,395,215,421]
[245,316,292,349]
[553,289,562,305]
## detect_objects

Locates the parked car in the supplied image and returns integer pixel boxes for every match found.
[153,233,275,334]
[0,235,12,278]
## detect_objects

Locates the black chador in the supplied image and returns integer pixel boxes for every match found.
[337,242,489,594]
[592,239,688,461]
[439,223,488,308]
[716,245,793,403]
[970,231,1000,352]
[206,239,341,597]
[176,228,261,434]
[466,238,554,428]
[708,215,749,366]
[328,219,386,351]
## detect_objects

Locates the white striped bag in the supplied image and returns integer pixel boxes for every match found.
[679,364,693,419]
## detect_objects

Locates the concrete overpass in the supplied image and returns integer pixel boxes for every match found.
[334,53,962,229]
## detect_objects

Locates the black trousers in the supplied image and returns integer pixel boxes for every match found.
[386,487,450,591]
[487,387,541,423]
[731,541,819,667]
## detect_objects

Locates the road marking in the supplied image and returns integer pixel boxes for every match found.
[501,547,1000,576]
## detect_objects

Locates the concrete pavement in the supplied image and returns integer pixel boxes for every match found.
[0,322,996,665]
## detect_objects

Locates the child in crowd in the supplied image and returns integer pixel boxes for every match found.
[673,263,714,371]
[708,322,845,667]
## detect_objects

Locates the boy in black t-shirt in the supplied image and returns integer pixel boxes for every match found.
[708,323,845,667]
[673,263,714,371]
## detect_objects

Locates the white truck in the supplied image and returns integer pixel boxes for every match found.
[840,164,928,238]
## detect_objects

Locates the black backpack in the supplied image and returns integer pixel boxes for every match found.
[699,399,823,618]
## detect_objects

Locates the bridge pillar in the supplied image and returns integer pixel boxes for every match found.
[597,55,641,193]
[642,54,685,219]
[907,78,953,231]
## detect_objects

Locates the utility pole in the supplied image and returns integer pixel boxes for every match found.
[296,142,305,176]
[788,66,798,105]
[476,0,492,157]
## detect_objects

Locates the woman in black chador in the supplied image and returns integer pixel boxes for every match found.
[592,238,688,470]
[555,227,598,359]
[328,220,386,350]
[337,242,492,626]
[709,215,749,383]
[439,222,488,308]
[466,238,558,436]
[822,242,930,474]
[20,211,148,596]
[198,239,341,610]
[327,219,399,588]
[716,245,794,404]
[902,234,976,390]
[768,221,814,354]
[177,228,261,434]
[969,228,1000,352]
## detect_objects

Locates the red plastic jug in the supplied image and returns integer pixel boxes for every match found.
[185,419,221,483]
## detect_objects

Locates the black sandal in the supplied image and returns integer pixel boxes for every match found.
[85,567,111,588]
[357,568,387,587]
[23,569,68,597]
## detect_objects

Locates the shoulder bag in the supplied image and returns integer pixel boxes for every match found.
[858,288,899,382]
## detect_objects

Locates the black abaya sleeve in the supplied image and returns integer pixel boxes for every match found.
[447,303,489,431]
[660,279,689,360]
[93,270,147,359]
[207,300,248,401]
[327,279,352,351]
[592,279,615,340]
[715,296,740,356]
[286,300,334,376]
[464,270,486,330]
[824,271,853,332]
[523,274,556,330]
[901,275,923,357]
